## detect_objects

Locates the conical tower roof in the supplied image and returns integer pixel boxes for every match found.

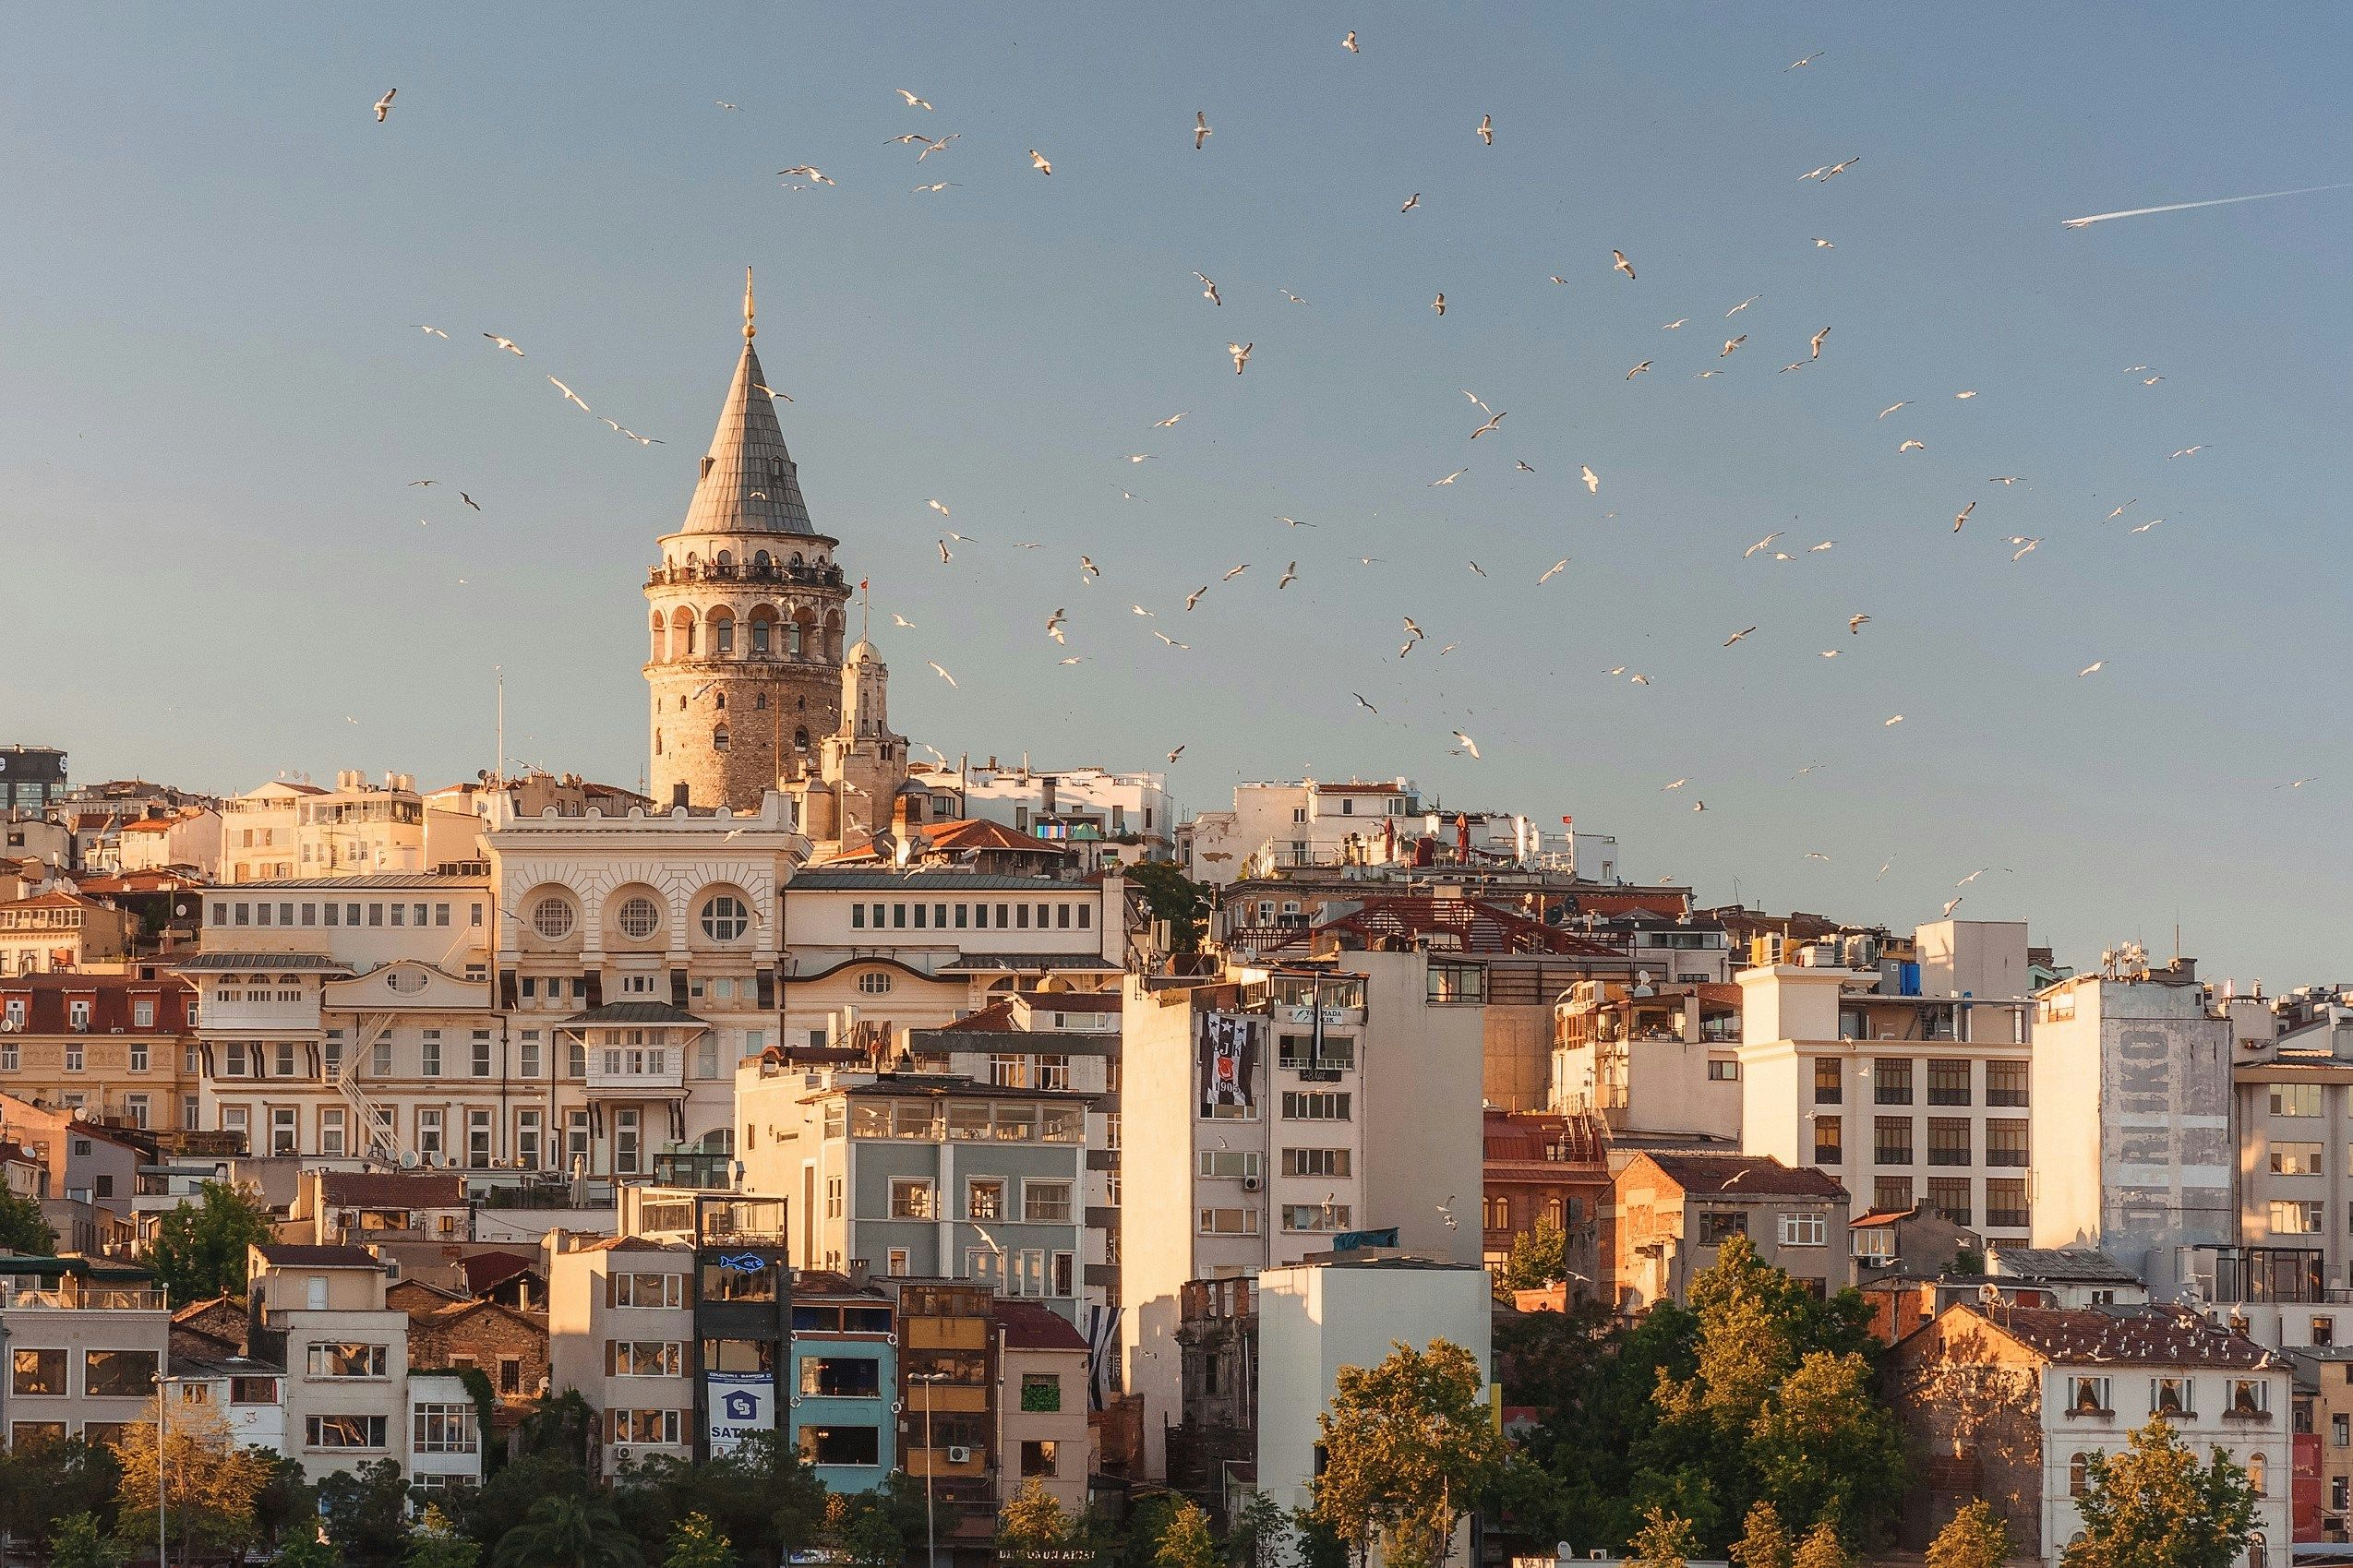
[678,269,816,537]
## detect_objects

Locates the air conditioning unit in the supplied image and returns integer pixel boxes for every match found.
[1241,1176,1263,1193]
[946,1445,973,1465]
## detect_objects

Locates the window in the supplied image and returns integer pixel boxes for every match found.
[2150,1377,2192,1417]
[499,1357,523,1395]
[611,1273,684,1309]
[607,1408,684,1446]
[1927,1177,1972,1227]
[11,1347,64,1396]
[2270,1201,2323,1235]
[1021,1371,1062,1412]
[2228,1378,2270,1417]
[605,1342,684,1377]
[1696,1210,1747,1245]
[306,1344,388,1378]
[800,1425,881,1466]
[890,1179,935,1220]
[1022,1439,1060,1478]
[418,1108,443,1160]
[1812,1114,1843,1165]
[414,1404,478,1453]
[701,894,750,940]
[1922,1058,1969,1106]
[858,971,893,995]
[421,1034,441,1076]
[271,1107,297,1156]
[2249,1453,2268,1496]
[1035,1054,1071,1091]
[2070,1452,2094,1495]
[530,897,575,940]
[1779,1213,1827,1247]
[1284,1203,1351,1231]
[1278,1035,1357,1071]
[1979,1119,2030,1168]
[2251,1535,2268,1568]
[1874,1059,1914,1104]
[1814,1059,1843,1105]
[372,1038,392,1075]
[2272,1083,2323,1118]
[1708,1059,1740,1082]
[2069,1376,2111,1415]
[1197,1150,1261,1180]
[2316,1316,2338,1347]
[1281,1147,1352,1178]
[79,1350,158,1397]
[1874,1117,1914,1166]
[2272,1142,2324,1176]
[1281,1091,1351,1120]
[989,1054,1028,1088]
[1927,1118,1972,1167]
[1986,1179,2029,1229]
[2335,1413,2349,1447]
[133,999,155,1028]
[1199,1208,1259,1236]
[472,1036,492,1077]
[232,1376,279,1404]
[967,1179,1005,1220]
[1987,1060,2029,1107]
[800,1358,883,1397]
[1024,1181,1073,1223]
[306,1415,389,1450]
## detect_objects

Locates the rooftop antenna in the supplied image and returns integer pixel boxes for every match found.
[743,265,756,341]
[495,665,505,791]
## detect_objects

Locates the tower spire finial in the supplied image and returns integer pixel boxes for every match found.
[743,266,756,341]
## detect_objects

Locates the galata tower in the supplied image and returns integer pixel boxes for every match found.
[645,271,852,809]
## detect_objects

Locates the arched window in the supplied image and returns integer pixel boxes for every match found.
[753,550,772,574]
[715,550,733,570]
[754,693,768,711]
[2070,1453,2092,1497]
[714,692,726,712]
[712,725,730,753]
[751,619,771,655]
[654,729,663,755]
[1544,1197,1565,1228]
[794,727,810,754]
[650,614,666,663]
[701,894,750,941]
[616,897,662,940]
[2249,1454,2267,1497]
[2250,1538,2267,1568]
[713,616,735,655]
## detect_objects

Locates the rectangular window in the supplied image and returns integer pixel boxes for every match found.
[2068,1375,2112,1415]
[966,1178,1005,1220]
[606,1408,684,1446]
[467,1109,493,1168]
[1022,1181,1073,1223]
[1198,1208,1259,1236]
[851,904,865,928]
[1927,1059,1971,1106]
[890,1179,935,1220]
[611,1273,685,1309]
[604,1341,684,1377]
[1020,1371,1062,1413]
[320,1107,346,1158]
[1986,1178,2029,1229]
[1927,1118,1972,1167]
[275,1040,294,1077]
[2272,1083,2324,1118]
[11,1347,64,1396]
[413,1404,478,1454]
[1814,1059,1843,1105]
[1874,1059,1914,1105]
[417,1108,443,1160]
[1280,1091,1351,1120]
[1280,1147,1352,1178]
[515,1110,542,1169]
[306,1343,388,1378]
[2150,1377,2192,1417]
[800,1358,883,1397]
[2271,1200,2324,1235]
[1926,1177,1972,1228]
[1778,1212,1827,1247]
[1874,1116,1914,1166]
[1707,1059,1740,1082]
[472,1036,492,1077]
[1812,1114,1843,1165]
[800,1425,880,1466]
[1282,1203,1351,1232]
[1197,1150,1262,1180]
[421,1034,441,1077]
[306,1415,389,1450]
[1697,1210,1747,1245]
[2272,1142,2325,1176]
[133,999,155,1029]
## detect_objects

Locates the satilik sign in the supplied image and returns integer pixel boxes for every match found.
[706,1371,774,1454]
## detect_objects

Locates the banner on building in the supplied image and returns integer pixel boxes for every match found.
[706,1372,774,1455]
[1196,1011,1257,1117]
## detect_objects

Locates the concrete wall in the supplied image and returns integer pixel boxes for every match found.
[1360,952,1483,1261]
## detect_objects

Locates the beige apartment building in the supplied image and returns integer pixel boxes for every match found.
[0,1257,169,1450]
[547,1234,698,1478]
[246,1243,414,1483]
[1739,921,2036,1247]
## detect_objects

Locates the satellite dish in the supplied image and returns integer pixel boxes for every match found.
[399,1150,419,1169]
[1978,1282,2001,1306]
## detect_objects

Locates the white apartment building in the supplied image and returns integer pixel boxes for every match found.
[1120,948,1483,1476]
[218,773,430,885]
[1183,779,1421,883]
[247,1243,422,1484]
[958,762,1181,868]
[2030,959,2235,1292]
[1738,922,2036,1246]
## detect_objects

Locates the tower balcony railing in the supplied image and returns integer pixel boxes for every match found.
[647,562,846,590]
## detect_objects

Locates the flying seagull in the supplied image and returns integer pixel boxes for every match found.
[483,333,523,355]
[1477,114,1494,145]
[1028,149,1052,175]
[927,661,958,688]
[1194,111,1212,150]
[1228,341,1252,375]
[1452,731,1480,759]
[1613,249,1636,280]
[373,88,397,122]
[897,89,933,110]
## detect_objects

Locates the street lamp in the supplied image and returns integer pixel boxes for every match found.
[909,1371,948,1568]
[155,1373,189,1568]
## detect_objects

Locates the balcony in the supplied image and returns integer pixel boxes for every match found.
[0,1282,167,1311]
[584,1044,685,1095]
[653,1151,734,1189]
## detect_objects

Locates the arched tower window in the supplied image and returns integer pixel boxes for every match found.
[713,725,730,753]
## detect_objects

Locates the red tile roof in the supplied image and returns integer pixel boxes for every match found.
[461,1251,542,1295]
[1636,1152,1848,1199]
[1950,1303,2283,1369]
[924,819,1069,856]
[319,1170,465,1209]
[995,1299,1088,1350]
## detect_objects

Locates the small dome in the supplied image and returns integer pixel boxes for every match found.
[845,639,882,664]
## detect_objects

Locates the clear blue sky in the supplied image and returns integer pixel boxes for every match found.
[5,4,2347,986]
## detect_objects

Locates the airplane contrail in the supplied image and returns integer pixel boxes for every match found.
[2061,181,2353,229]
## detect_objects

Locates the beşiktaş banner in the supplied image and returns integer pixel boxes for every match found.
[1196,1011,1257,1117]
[706,1372,774,1454]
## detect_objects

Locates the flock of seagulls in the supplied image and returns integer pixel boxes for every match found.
[352,31,2332,933]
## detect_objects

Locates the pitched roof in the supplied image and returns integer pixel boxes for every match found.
[922,819,1070,856]
[1952,1302,2283,1368]
[256,1243,383,1269]
[678,284,814,538]
[319,1170,466,1209]
[995,1298,1088,1351]
[1987,1247,2141,1285]
[461,1250,542,1295]
[1636,1152,1848,1200]
[560,1000,707,1027]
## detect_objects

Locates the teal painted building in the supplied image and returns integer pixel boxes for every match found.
[787,1270,897,1491]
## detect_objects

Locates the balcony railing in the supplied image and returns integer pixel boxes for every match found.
[0,1283,167,1311]
[585,1047,684,1093]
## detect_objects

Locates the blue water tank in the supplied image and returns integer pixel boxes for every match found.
[1899,961,1921,996]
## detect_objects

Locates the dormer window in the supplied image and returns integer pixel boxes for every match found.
[700,456,715,480]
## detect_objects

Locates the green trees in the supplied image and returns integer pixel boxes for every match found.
[407,1507,486,1568]
[998,1476,1075,1555]
[1312,1338,1507,1568]
[492,1492,646,1568]
[109,1396,275,1562]
[662,1512,736,1568]
[1498,1221,1570,1291]
[1629,1506,1699,1568]
[1153,1498,1220,1568]
[1926,1500,2011,1568]
[0,1182,58,1253]
[1128,861,1208,952]
[1731,1501,1795,1568]
[319,1456,416,1566]
[2063,1419,2258,1568]
[1500,1237,1905,1558]
[146,1179,272,1305]
[45,1513,128,1568]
